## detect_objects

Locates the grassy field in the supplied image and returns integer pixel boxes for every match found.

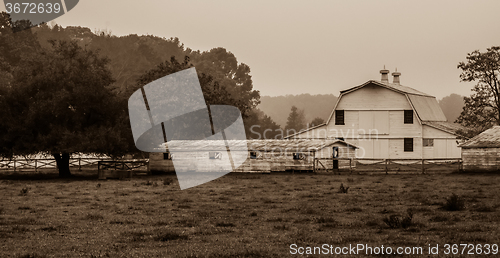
[0,171,499,257]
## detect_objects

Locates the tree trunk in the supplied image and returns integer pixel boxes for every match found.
[53,153,71,177]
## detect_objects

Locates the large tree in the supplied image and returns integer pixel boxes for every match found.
[438,93,464,122]
[0,40,124,177]
[456,46,500,138]
[285,106,306,136]
[189,47,260,117]
[134,56,263,141]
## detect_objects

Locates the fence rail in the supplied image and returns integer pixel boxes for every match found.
[314,158,462,173]
[1,157,114,172]
[97,160,149,172]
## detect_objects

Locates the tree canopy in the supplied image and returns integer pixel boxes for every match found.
[285,106,306,136]
[0,40,124,176]
[456,46,500,138]
[0,20,271,176]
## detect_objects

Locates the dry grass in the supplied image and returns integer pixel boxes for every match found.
[0,170,500,257]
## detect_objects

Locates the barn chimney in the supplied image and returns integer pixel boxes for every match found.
[380,66,390,83]
[392,68,401,85]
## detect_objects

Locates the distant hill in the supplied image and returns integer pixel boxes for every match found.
[438,94,465,122]
[258,94,338,127]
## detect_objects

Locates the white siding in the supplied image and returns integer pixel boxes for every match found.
[337,83,413,110]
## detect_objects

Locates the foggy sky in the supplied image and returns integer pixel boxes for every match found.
[5,0,500,99]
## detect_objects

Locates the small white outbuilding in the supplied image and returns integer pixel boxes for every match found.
[460,126,500,171]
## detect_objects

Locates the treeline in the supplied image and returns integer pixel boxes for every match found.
[259,94,338,127]
[0,13,281,176]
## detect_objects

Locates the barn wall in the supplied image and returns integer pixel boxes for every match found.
[422,139,461,159]
[388,138,423,159]
[337,84,412,110]
[150,150,317,173]
[170,151,233,173]
[462,148,500,171]
[325,110,360,139]
[389,110,422,138]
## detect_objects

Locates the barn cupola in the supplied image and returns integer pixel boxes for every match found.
[380,66,390,83]
[392,68,401,85]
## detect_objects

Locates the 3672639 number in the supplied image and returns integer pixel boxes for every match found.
[443,244,498,255]
[5,2,61,14]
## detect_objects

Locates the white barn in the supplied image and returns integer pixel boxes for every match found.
[287,69,464,159]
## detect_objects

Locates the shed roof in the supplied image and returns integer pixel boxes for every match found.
[158,139,357,152]
[422,121,466,136]
[460,126,500,148]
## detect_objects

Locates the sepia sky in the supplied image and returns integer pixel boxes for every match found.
[6,0,500,99]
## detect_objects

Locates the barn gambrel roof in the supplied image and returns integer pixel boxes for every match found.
[334,80,447,122]
[340,80,432,97]
[286,79,462,139]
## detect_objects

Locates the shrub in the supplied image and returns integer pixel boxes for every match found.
[383,209,414,229]
[443,193,466,211]
[383,215,402,229]
[339,183,349,194]
[163,178,174,185]
[19,187,29,195]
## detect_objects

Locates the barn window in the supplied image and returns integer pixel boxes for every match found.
[209,152,222,159]
[250,151,257,159]
[404,110,413,124]
[404,138,413,152]
[293,153,305,160]
[335,110,344,125]
[423,138,434,147]
[163,153,172,160]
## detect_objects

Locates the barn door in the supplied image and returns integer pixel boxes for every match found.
[332,147,339,169]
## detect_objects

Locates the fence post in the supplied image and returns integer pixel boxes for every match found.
[421,159,425,174]
[35,159,37,173]
[385,159,388,174]
[349,159,352,174]
[79,158,82,171]
[13,160,16,172]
